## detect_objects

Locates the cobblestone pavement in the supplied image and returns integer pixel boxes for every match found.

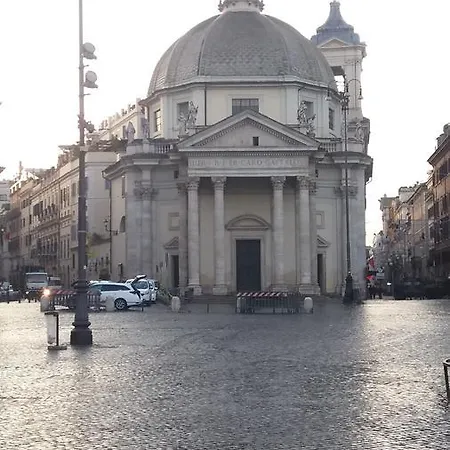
[1,299,449,449]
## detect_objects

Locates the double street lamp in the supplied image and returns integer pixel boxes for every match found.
[327,78,363,304]
[70,0,98,346]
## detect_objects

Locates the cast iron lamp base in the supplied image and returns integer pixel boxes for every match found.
[343,273,354,304]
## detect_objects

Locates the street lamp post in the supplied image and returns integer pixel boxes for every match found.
[327,78,363,304]
[341,84,354,304]
[70,0,97,346]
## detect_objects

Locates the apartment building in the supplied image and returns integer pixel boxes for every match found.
[3,143,120,288]
[427,124,450,278]
[376,185,429,283]
[0,170,12,281]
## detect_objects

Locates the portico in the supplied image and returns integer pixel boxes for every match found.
[175,110,323,295]
[178,172,318,295]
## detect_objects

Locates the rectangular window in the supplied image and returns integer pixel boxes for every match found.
[177,102,189,120]
[253,136,259,146]
[154,109,162,133]
[232,98,259,115]
[71,224,77,241]
[328,108,335,130]
[305,101,314,118]
[121,176,126,197]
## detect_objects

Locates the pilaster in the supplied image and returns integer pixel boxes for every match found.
[134,179,155,279]
[309,181,321,294]
[177,182,188,290]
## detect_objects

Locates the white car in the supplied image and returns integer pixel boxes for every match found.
[126,277,157,305]
[89,281,142,311]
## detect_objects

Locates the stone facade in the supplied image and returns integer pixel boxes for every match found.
[103,2,373,296]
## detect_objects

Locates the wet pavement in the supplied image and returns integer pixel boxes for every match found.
[0,299,449,449]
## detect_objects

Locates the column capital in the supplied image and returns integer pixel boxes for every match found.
[177,182,187,194]
[186,177,200,191]
[296,176,310,190]
[134,182,157,199]
[334,186,357,197]
[271,176,286,190]
[212,176,227,189]
[309,181,317,195]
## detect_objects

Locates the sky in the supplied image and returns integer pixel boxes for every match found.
[1,0,449,245]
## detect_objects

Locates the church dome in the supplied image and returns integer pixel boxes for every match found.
[148,2,335,97]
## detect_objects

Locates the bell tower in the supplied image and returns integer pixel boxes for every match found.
[311,1,366,115]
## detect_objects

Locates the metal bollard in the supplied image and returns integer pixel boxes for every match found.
[444,359,450,402]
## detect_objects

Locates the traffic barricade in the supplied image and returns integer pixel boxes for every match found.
[236,291,301,314]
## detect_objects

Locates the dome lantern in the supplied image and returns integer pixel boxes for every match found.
[218,0,264,13]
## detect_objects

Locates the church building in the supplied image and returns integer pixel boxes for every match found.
[103,0,372,295]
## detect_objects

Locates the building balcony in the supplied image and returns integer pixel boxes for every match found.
[316,138,343,153]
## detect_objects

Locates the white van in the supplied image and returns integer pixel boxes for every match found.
[125,277,157,305]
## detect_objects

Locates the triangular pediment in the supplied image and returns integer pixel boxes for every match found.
[178,110,319,151]
[164,236,179,250]
[317,235,331,248]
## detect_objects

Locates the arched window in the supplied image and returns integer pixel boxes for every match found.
[119,216,126,233]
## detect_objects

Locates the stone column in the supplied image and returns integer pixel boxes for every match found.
[177,182,188,291]
[212,177,227,295]
[271,176,286,291]
[187,177,202,295]
[309,181,320,293]
[297,176,313,293]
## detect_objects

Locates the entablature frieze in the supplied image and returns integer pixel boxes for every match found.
[187,153,309,177]
[103,154,166,180]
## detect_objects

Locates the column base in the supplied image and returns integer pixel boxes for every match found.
[188,284,202,296]
[298,284,321,295]
[213,285,228,295]
[271,284,288,292]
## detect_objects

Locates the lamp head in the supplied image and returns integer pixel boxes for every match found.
[82,42,97,60]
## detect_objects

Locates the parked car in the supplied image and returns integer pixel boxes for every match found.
[125,277,157,305]
[0,283,16,301]
[90,277,144,311]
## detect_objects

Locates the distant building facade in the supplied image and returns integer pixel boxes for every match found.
[2,144,122,287]
[427,124,450,278]
[376,183,432,283]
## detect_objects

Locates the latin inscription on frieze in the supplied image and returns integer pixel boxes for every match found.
[189,157,304,169]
